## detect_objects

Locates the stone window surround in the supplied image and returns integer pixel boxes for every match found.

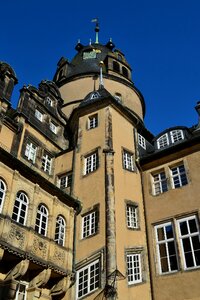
[150,160,189,196]
[124,200,140,230]
[154,213,200,274]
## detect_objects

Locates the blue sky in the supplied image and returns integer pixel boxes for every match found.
[1,0,200,135]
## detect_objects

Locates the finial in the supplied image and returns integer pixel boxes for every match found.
[99,61,104,89]
[91,18,99,44]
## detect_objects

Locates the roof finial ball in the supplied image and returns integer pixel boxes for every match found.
[91,18,99,44]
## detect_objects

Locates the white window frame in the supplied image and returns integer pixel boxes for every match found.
[35,204,48,236]
[152,171,168,195]
[177,215,200,270]
[35,109,44,122]
[123,150,134,171]
[82,210,98,239]
[76,259,100,299]
[138,134,146,150]
[126,253,142,285]
[12,192,29,225]
[170,130,184,143]
[50,121,58,134]
[88,114,98,129]
[25,142,37,163]
[42,153,52,174]
[84,151,98,175]
[0,179,6,213]
[157,133,169,149]
[155,222,178,274]
[126,204,139,229]
[170,164,188,189]
[58,173,72,189]
[55,215,66,246]
[15,281,28,300]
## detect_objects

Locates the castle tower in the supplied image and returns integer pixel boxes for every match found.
[53,23,152,299]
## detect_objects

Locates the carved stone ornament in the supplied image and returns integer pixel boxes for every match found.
[31,238,47,258]
[52,249,65,265]
[29,268,51,288]
[5,259,29,281]
[8,225,25,249]
[51,274,73,296]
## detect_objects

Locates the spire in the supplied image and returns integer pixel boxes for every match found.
[91,18,99,44]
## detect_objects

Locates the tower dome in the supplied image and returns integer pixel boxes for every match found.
[53,29,145,121]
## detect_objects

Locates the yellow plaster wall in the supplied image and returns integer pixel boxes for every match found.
[60,77,143,119]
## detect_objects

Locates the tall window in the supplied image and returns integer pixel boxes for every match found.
[35,204,48,236]
[88,114,98,129]
[58,173,72,189]
[35,109,44,122]
[82,210,98,238]
[157,134,169,149]
[84,151,98,175]
[155,222,178,274]
[25,141,37,163]
[170,164,188,188]
[42,153,52,174]
[138,134,146,150]
[177,216,200,269]
[123,150,134,171]
[126,204,139,229]
[113,61,120,72]
[122,66,128,78]
[55,215,66,246]
[155,215,200,274]
[76,260,100,299]
[126,253,142,284]
[0,179,6,213]
[152,171,168,195]
[49,121,58,134]
[170,130,184,143]
[15,281,28,300]
[12,192,29,225]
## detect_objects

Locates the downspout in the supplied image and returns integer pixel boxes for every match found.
[134,128,154,300]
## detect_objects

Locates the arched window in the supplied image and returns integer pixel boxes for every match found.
[12,192,29,225]
[0,179,6,213]
[35,204,48,236]
[55,215,66,246]
[113,61,120,72]
[122,66,128,78]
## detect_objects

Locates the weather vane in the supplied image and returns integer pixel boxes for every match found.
[91,18,99,44]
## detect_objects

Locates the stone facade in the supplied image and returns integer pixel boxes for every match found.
[0,27,200,300]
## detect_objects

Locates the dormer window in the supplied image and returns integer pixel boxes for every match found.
[50,121,58,134]
[114,93,122,102]
[157,134,169,149]
[35,109,44,122]
[90,92,100,100]
[46,97,53,107]
[170,130,184,143]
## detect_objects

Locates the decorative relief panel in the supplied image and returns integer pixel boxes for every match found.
[7,224,26,250]
[29,237,48,260]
